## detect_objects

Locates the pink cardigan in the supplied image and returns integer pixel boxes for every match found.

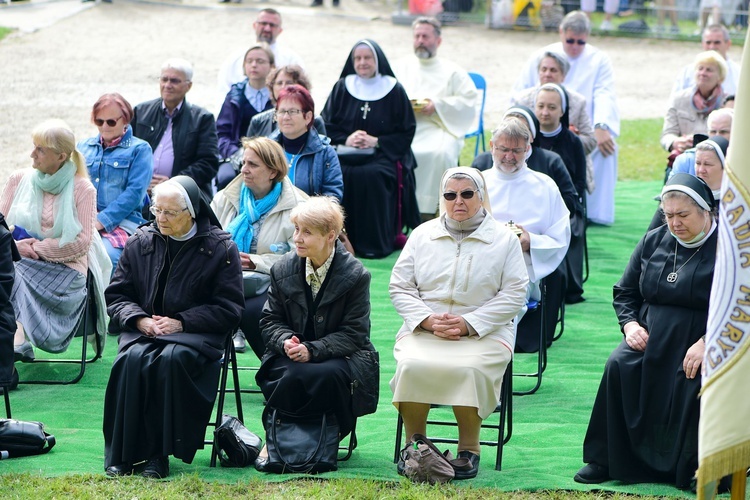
[0,169,96,276]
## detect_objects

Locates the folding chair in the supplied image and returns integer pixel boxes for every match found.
[2,384,10,418]
[18,272,103,385]
[465,72,487,158]
[513,278,547,396]
[205,334,244,467]
[393,362,513,471]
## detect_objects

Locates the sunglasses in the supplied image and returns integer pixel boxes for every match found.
[565,38,586,46]
[94,117,122,127]
[443,189,478,201]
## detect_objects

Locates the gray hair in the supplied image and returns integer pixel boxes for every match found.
[412,16,441,36]
[152,182,189,210]
[707,108,734,128]
[492,118,531,146]
[538,51,570,77]
[161,58,194,82]
[704,23,730,41]
[290,196,345,236]
[560,10,591,35]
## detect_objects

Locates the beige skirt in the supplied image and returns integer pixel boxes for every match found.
[390,332,512,419]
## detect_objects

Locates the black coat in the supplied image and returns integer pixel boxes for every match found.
[0,213,18,386]
[105,216,244,361]
[260,241,379,416]
[131,98,220,197]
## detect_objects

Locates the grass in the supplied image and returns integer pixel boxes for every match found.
[461,118,665,182]
[0,27,12,42]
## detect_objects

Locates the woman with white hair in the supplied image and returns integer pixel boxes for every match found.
[103,175,244,479]
[390,167,528,479]
[660,50,728,154]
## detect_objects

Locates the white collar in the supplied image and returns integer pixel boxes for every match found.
[344,73,397,101]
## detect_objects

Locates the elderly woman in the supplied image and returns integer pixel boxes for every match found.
[211,137,308,357]
[78,93,153,271]
[390,167,528,479]
[103,176,244,479]
[575,174,718,489]
[247,65,327,138]
[322,39,420,258]
[660,51,728,154]
[0,120,100,361]
[254,196,378,472]
[269,85,343,201]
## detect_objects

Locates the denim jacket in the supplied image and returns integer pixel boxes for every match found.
[78,126,153,234]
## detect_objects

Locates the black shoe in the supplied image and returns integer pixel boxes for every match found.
[13,341,34,363]
[574,463,609,484]
[565,295,586,304]
[9,367,18,391]
[453,450,479,480]
[142,456,169,479]
[310,0,323,5]
[105,463,133,477]
[254,455,269,472]
[333,0,340,5]
[233,331,246,353]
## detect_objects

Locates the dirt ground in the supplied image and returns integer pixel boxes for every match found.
[0,0,743,176]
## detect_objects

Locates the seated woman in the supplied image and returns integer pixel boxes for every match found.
[211,137,308,357]
[78,93,153,271]
[575,174,717,489]
[322,39,420,258]
[103,176,244,479]
[247,65,326,139]
[390,167,528,479]
[1,120,101,361]
[254,196,378,472]
[215,44,275,190]
[533,83,587,304]
[270,85,343,201]
[660,51,727,154]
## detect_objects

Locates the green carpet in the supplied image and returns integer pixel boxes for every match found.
[4,180,693,496]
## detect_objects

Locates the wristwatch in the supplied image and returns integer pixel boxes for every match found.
[594,123,610,132]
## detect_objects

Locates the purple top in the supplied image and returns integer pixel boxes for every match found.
[152,102,183,178]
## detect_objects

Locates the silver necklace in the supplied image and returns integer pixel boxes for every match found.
[667,239,701,283]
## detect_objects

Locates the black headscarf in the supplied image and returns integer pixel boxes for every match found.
[504,104,540,145]
[168,175,222,229]
[338,39,396,80]
[662,173,715,211]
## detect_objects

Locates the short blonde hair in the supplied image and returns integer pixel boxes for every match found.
[694,50,728,82]
[32,119,88,178]
[290,196,345,236]
[240,136,288,184]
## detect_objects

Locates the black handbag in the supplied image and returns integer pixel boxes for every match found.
[213,414,262,468]
[263,408,339,474]
[0,419,56,458]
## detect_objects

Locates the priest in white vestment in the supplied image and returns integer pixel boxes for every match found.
[513,11,619,226]
[393,17,478,218]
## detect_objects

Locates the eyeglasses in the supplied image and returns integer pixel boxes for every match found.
[565,38,586,46]
[275,109,303,118]
[159,76,188,85]
[493,146,526,155]
[150,206,188,218]
[256,21,279,28]
[443,190,478,201]
[94,117,122,127]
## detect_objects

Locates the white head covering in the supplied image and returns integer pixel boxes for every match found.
[343,40,397,101]
[438,167,492,216]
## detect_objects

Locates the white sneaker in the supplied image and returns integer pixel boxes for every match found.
[600,20,613,31]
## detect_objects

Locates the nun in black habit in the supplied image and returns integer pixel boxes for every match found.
[0,213,19,390]
[103,175,244,479]
[322,39,419,259]
[575,174,718,489]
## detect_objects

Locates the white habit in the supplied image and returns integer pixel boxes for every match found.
[217,42,304,98]
[484,164,570,286]
[393,56,478,215]
[672,57,741,98]
[514,43,620,225]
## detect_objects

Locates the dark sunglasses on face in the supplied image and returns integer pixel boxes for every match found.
[565,38,586,46]
[94,117,122,127]
[443,189,478,201]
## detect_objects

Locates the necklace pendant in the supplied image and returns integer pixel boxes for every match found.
[667,272,678,283]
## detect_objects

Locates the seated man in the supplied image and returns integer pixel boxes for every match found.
[131,58,220,198]
[483,118,570,352]
[672,24,740,98]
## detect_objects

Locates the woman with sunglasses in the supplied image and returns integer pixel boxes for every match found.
[78,93,153,271]
[390,167,528,480]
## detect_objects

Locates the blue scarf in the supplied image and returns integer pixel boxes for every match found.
[227,182,282,253]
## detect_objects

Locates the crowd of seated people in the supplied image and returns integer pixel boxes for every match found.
[0,5,744,489]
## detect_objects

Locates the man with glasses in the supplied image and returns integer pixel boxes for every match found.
[483,118,570,352]
[393,17,478,221]
[131,58,220,198]
[514,10,619,226]
[671,24,740,97]
[217,9,304,97]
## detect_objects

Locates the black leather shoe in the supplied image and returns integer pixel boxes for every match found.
[574,462,609,484]
[453,451,479,480]
[13,341,34,363]
[142,456,169,479]
[233,331,246,354]
[105,463,133,477]
[254,455,269,472]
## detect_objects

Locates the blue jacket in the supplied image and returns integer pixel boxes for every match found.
[217,80,272,159]
[78,126,153,234]
[270,127,343,201]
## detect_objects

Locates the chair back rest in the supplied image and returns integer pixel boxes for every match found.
[466,72,487,136]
